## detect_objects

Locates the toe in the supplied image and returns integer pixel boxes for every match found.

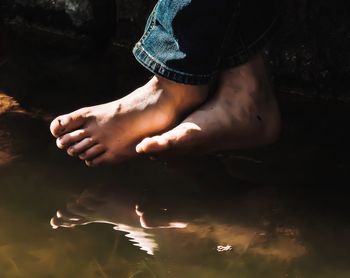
[56,129,89,150]
[85,151,130,167]
[137,136,170,153]
[85,153,109,167]
[79,144,105,161]
[50,108,89,138]
[50,116,66,138]
[136,122,201,154]
[136,137,154,153]
[67,137,95,156]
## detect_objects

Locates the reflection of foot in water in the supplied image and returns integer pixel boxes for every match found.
[136,54,281,156]
[51,183,306,261]
[50,187,187,255]
[50,76,208,166]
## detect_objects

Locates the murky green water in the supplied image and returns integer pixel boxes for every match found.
[1,110,350,278]
[1,43,350,277]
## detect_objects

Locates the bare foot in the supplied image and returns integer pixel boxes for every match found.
[136,54,281,155]
[50,76,208,166]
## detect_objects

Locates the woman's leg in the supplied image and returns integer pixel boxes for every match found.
[50,0,242,166]
[50,0,280,165]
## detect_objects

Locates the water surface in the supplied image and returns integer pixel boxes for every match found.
[0,45,350,278]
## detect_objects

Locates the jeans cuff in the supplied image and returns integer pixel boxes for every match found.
[133,43,213,85]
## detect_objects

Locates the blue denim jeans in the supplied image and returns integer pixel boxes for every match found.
[133,0,278,85]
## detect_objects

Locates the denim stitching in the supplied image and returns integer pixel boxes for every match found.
[139,2,159,44]
[134,44,212,78]
[133,45,212,85]
[134,1,277,84]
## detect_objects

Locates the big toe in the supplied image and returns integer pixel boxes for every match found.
[50,108,89,138]
[136,122,202,154]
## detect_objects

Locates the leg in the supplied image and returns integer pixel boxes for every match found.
[135,0,281,155]
[50,0,240,166]
[50,0,280,164]
[136,53,281,155]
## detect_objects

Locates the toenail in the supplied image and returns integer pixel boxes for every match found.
[57,119,65,131]
[136,145,144,153]
[56,138,64,148]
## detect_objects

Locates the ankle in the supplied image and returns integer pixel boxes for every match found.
[153,75,209,112]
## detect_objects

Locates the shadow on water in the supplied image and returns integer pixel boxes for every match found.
[0,29,350,278]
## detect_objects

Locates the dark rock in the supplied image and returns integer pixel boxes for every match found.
[269,0,350,100]
[1,0,117,54]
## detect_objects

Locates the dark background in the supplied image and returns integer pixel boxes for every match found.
[1,0,350,101]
